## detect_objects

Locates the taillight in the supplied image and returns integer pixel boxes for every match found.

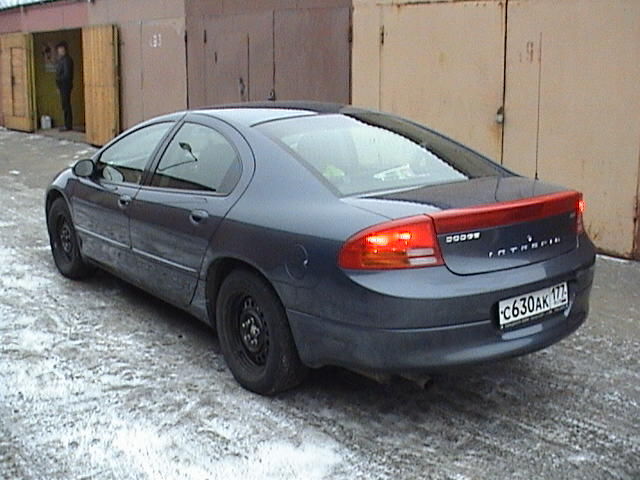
[338,216,443,270]
[577,194,585,234]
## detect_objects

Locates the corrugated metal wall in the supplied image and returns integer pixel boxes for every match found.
[352,0,640,258]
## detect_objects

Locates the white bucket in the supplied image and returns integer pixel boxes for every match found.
[40,115,52,130]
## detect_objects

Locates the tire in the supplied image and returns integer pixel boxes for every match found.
[47,198,93,279]
[216,269,308,395]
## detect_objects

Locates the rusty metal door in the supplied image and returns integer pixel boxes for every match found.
[206,32,250,104]
[352,1,506,161]
[82,25,120,146]
[202,12,274,105]
[200,8,349,105]
[502,0,640,257]
[141,19,188,119]
[0,33,35,132]
[274,7,350,103]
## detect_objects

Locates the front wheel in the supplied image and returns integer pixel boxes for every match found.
[216,269,308,395]
[47,198,93,279]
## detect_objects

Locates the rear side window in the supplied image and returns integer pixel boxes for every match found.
[97,122,173,185]
[256,113,505,196]
[150,123,242,194]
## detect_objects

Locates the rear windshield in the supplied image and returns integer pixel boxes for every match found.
[256,112,506,196]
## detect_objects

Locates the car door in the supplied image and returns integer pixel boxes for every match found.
[127,116,247,306]
[72,121,176,276]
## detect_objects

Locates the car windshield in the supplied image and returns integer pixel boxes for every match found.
[256,112,506,196]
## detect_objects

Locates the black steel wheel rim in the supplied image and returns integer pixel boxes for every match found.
[56,216,74,261]
[231,294,270,368]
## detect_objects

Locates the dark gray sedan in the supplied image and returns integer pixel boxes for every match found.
[46,102,596,395]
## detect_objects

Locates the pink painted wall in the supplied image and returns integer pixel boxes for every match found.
[20,1,88,31]
[0,1,88,33]
[0,9,22,34]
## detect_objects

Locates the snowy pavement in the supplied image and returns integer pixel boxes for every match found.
[0,129,639,479]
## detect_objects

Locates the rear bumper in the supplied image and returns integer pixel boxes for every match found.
[287,262,594,373]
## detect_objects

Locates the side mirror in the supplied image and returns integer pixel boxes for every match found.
[72,158,95,178]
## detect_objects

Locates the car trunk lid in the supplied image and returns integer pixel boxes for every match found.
[356,177,582,275]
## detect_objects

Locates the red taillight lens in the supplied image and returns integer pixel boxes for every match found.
[577,194,585,234]
[338,216,443,270]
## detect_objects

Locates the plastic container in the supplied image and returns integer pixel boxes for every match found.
[40,115,52,130]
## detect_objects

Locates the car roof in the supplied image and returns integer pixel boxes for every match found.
[191,101,362,127]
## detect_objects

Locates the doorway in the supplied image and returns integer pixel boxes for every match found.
[33,28,85,134]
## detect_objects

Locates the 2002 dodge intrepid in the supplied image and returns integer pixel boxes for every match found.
[46,102,595,395]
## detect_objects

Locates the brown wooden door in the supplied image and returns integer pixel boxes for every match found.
[0,33,35,132]
[83,25,120,146]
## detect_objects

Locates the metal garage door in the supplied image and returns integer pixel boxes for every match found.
[274,7,351,103]
[502,0,640,257]
[352,1,506,162]
[200,7,350,106]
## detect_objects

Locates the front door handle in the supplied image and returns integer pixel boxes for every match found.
[189,209,209,224]
[118,194,132,209]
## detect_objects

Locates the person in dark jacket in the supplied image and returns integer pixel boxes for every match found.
[55,42,74,131]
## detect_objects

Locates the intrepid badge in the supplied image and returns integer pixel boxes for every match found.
[488,235,562,258]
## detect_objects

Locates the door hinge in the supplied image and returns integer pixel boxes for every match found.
[184,31,187,43]
[380,25,385,46]
[348,25,353,44]
[203,29,207,44]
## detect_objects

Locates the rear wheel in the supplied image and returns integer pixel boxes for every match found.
[216,269,307,395]
[47,198,93,279]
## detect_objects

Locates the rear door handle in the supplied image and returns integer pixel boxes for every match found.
[118,194,132,209]
[189,209,209,224]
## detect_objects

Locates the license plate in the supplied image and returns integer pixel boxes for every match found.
[498,282,568,328]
